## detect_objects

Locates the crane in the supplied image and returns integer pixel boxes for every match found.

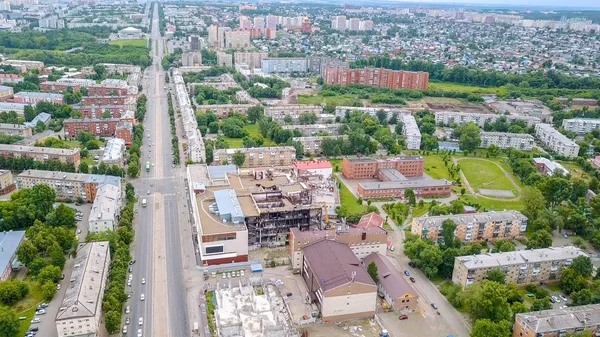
[321,202,330,226]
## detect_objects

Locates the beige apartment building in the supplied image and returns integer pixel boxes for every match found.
[292,136,347,155]
[514,304,600,337]
[452,246,587,287]
[289,226,388,273]
[212,146,296,167]
[217,51,233,67]
[282,123,344,136]
[55,242,110,337]
[0,170,15,195]
[0,144,80,168]
[411,210,528,244]
[234,52,269,69]
[0,123,33,138]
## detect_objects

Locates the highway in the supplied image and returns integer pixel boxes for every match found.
[129,4,190,337]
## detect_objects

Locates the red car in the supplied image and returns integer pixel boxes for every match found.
[399,315,408,320]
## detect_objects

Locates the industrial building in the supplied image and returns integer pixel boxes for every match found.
[480,132,535,151]
[561,118,600,134]
[362,253,418,311]
[55,242,110,337]
[452,246,587,287]
[513,305,600,337]
[434,111,541,127]
[289,226,387,273]
[301,240,377,322]
[0,230,25,281]
[534,123,580,159]
[411,210,528,244]
[213,147,296,167]
[0,144,80,168]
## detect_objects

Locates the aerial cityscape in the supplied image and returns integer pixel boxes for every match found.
[0,1,599,337]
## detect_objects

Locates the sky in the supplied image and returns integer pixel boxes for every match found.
[379,0,600,9]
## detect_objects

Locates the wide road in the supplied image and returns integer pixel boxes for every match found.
[130,4,190,337]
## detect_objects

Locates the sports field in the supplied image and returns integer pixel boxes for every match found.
[109,39,148,47]
[459,158,515,191]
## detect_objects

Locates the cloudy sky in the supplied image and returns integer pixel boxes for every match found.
[387,0,600,9]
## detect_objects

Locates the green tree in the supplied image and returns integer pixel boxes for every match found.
[417,245,442,278]
[298,112,318,125]
[570,288,593,306]
[522,187,546,220]
[77,131,94,144]
[458,122,481,152]
[16,240,38,266]
[492,240,516,253]
[404,189,416,206]
[232,152,245,167]
[283,115,293,125]
[37,265,62,285]
[486,269,506,284]
[46,204,76,228]
[571,256,594,278]
[28,257,48,275]
[0,306,19,337]
[440,219,458,249]
[526,230,553,249]
[560,268,588,294]
[0,280,29,306]
[41,281,57,301]
[246,106,264,123]
[470,319,512,337]
[487,144,500,157]
[511,302,529,316]
[463,280,511,322]
[367,262,379,284]
[102,110,112,119]
[48,242,66,268]
[105,310,121,334]
[531,297,552,311]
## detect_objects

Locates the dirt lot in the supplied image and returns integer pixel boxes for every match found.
[300,319,381,337]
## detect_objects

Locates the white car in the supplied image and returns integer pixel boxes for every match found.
[140,294,145,301]
[35,309,46,315]
[128,280,132,286]
[129,274,133,281]
[139,317,143,326]
[57,284,61,290]
[123,326,127,334]
[240,270,244,276]
[31,318,41,324]
[559,294,568,301]
[125,306,131,314]
[137,329,143,337]
[222,273,226,279]
[141,278,146,284]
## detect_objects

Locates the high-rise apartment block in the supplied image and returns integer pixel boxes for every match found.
[217,52,233,67]
[324,67,429,90]
[0,145,80,168]
[411,211,528,244]
[234,52,269,69]
[435,111,541,127]
[399,114,422,150]
[331,15,347,30]
[261,58,309,74]
[534,123,580,159]
[452,246,587,287]
[224,29,251,49]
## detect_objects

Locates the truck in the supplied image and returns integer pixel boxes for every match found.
[142,199,147,207]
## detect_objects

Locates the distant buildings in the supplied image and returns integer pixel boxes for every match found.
[301,239,377,322]
[118,26,143,39]
[13,91,64,105]
[411,210,528,244]
[0,60,44,73]
[63,118,121,139]
[24,112,51,128]
[0,145,80,168]
[234,52,269,69]
[282,123,343,136]
[561,118,600,134]
[264,105,327,123]
[0,85,13,99]
[181,52,202,67]
[224,29,251,49]
[534,124,580,159]
[434,111,540,127]
[0,230,25,281]
[331,16,373,31]
[213,147,296,167]
[0,123,32,138]
[513,304,600,337]
[55,242,110,337]
[0,74,23,85]
[480,132,535,151]
[261,58,309,74]
[324,67,429,90]
[452,246,587,287]
[292,136,347,155]
[216,52,233,67]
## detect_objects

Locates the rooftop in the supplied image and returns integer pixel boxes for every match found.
[294,160,332,170]
[302,239,375,292]
[0,230,25,273]
[89,184,121,223]
[0,123,30,130]
[101,138,125,162]
[359,178,451,190]
[363,253,417,300]
[414,210,527,228]
[457,246,587,270]
[344,155,424,164]
[0,145,79,156]
[532,157,570,177]
[356,212,384,229]
[207,165,237,180]
[378,168,407,182]
[14,91,63,99]
[55,242,110,321]
[516,304,600,333]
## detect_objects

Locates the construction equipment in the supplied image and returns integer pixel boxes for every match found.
[321,202,329,225]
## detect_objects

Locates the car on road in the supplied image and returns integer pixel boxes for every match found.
[147,190,150,195]
[128,280,132,286]
[139,317,143,325]
[141,278,146,284]
[129,260,136,265]
[431,303,438,310]
[31,318,41,324]
[399,315,408,320]
[126,306,131,314]
[408,261,417,268]
[28,327,38,332]
[140,294,145,301]
[77,229,82,234]
[129,274,133,280]
[222,273,226,279]
[404,270,410,276]
[409,277,416,283]
[123,326,127,334]
[126,317,130,325]
[551,296,559,303]
[241,270,244,276]
[129,266,133,273]
[560,294,568,301]
[35,309,46,315]
[137,329,143,337]
[127,292,132,298]
[39,303,48,308]
[57,284,61,290]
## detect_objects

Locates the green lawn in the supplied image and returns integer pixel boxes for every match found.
[424,155,452,180]
[459,158,516,192]
[412,203,430,218]
[336,176,367,214]
[223,124,276,148]
[109,39,148,47]
[80,157,97,167]
[459,194,524,211]
[298,93,363,106]
[14,280,44,336]
[328,158,343,172]
[429,82,508,95]
[559,161,591,181]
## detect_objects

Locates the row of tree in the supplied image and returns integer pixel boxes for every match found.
[167,94,180,164]
[127,95,147,177]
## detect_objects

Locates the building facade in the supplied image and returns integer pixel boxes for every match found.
[234,52,269,69]
[0,230,25,281]
[452,246,587,287]
[0,123,32,138]
[88,184,122,232]
[400,114,422,150]
[561,118,600,134]
[411,211,528,244]
[261,58,309,74]
[435,111,541,127]
[292,136,347,155]
[224,29,251,49]
[534,123,580,159]
[282,123,343,136]
[0,170,15,195]
[213,147,296,167]
[342,156,425,179]
[63,118,120,138]
[357,179,452,198]
[324,67,429,90]
[513,305,600,337]
[216,52,233,67]
[362,253,418,311]
[0,145,80,168]
[480,132,535,151]
[13,91,64,104]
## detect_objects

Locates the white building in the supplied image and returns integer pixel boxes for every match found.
[173,68,206,163]
[534,124,580,159]
[55,242,110,337]
[435,111,540,127]
[88,184,122,232]
[480,132,535,151]
[292,135,347,155]
[400,114,422,150]
[118,27,143,39]
[334,106,406,120]
[293,160,333,180]
[561,118,600,135]
[101,138,125,165]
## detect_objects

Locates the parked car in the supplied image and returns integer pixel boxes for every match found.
[559,295,568,301]
[141,278,146,284]
[122,326,127,334]
[431,303,438,310]
[126,306,130,314]
[140,294,145,301]
[126,317,130,325]
[138,329,143,337]
[408,261,417,268]
[399,315,408,320]
[35,309,46,315]
[139,317,143,326]
[409,277,416,283]
[31,318,41,324]
[404,270,410,276]
[129,260,136,265]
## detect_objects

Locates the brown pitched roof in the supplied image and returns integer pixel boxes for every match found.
[356,212,384,229]
[302,239,375,291]
[362,253,417,300]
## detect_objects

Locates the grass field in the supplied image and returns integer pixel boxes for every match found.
[223,124,276,148]
[80,157,98,167]
[298,94,364,107]
[560,161,591,181]
[412,203,430,218]
[328,158,343,172]
[15,280,44,336]
[424,155,453,180]
[429,82,508,95]
[109,39,148,47]
[336,176,368,214]
[459,158,516,192]
[459,194,524,211]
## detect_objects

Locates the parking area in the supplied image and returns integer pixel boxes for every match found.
[301,319,381,337]
[377,309,463,337]
[262,266,316,323]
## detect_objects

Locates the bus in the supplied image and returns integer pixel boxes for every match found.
[146,161,150,172]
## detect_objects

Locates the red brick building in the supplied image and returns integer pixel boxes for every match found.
[115,121,133,145]
[324,67,429,90]
[12,92,64,105]
[77,106,126,119]
[0,74,24,84]
[63,118,120,138]
[342,156,425,179]
[357,180,452,199]
[82,96,127,106]
[40,81,90,93]
[87,84,129,96]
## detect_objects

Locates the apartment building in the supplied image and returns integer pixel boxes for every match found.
[0,123,32,138]
[452,246,587,287]
[13,91,64,104]
[182,52,202,67]
[86,83,130,96]
[400,114,422,150]
[0,74,23,84]
[1,60,44,72]
[289,226,388,273]
[334,106,406,120]
[63,118,120,138]
[324,67,429,90]
[411,211,528,244]
[24,112,51,128]
[0,85,13,99]
[234,52,268,69]
[434,111,541,127]
[115,121,133,145]
[513,305,600,337]
[282,123,343,136]
[195,104,254,119]
[55,242,110,337]
[88,184,122,232]
[213,146,296,167]
[534,123,580,159]
[81,96,130,107]
[0,102,25,115]
[261,58,309,74]
[96,63,141,75]
[224,29,251,49]
[216,51,233,67]
[264,104,323,121]
[331,15,347,30]
[561,118,600,134]
[342,156,425,179]
[0,145,80,168]
[0,170,15,195]
[16,170,121,202]
[101,138,125,165]
[77,106,127,119]
[301,239,377,322]
[40,80,93,93]
[480,132,535,151]
[292,136,347,155]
